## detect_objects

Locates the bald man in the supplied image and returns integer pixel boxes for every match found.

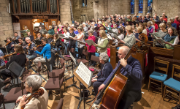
[98,46,143,109]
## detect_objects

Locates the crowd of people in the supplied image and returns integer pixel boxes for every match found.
[0,12,180,109]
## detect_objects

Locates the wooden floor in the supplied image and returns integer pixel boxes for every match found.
[40,67,178,109]
[14,61,177,109]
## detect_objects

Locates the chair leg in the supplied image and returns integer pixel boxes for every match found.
[163,85,166,100]
[161,82,163,97]
[148,78,151,91]
[179,92,180,105]
[3,102,5,109]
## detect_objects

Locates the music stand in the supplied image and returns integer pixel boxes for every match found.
[64,52,79,89]
[73,62,93,109]
[13,40,19,44]
[0,48,7,54]
[34,40,42,45]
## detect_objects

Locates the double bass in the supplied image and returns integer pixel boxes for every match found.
[90,44,139,109]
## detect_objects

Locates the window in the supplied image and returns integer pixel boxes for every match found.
[148,0,153,13]
[139,0,143,13]
[82,0,87,7]
[131,0,134,14]
[148,0,153,7]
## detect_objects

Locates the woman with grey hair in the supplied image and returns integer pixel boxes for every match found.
[91,52,113,95]
[15,75,48,109]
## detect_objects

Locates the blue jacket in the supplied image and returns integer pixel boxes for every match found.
[0,49,5,66]
[171,23,177,29]
[35,43,51,59]
[103,56,143,92]
[97,62,113,82]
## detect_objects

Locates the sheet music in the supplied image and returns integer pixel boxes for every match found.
[153,34,166,45]
[58,34,65,38]
[107,34,113,40]
[69,51,77,65]
[75,62,93,86]
[69,36,74,39]
[86,40,95,46]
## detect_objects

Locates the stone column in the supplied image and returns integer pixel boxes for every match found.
[135,0,139,14]
[0,0,13,44]
[60,0,72,24]
[93,0,99,22]
[123,0,131,15]
[143,0,148,15]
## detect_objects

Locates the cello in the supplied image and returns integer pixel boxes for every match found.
[90,44,139,109]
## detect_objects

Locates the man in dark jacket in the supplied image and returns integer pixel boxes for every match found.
[98,46,143,109]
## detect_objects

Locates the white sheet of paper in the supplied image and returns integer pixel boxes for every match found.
[75,62,92,86]
[69,36,74,39]
[69,51,77,65]
[107,34,113,40]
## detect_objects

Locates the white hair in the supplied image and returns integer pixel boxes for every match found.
[100,52,109,63]
[25,75,42,91]
[25,37,31,40]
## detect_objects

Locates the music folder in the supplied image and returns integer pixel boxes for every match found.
[74,62,93,89]
[58,34,65,39]
[86,40,95,46]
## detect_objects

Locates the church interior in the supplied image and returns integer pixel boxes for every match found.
[0,0,180,109]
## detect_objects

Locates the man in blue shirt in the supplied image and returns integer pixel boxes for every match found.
[98,46,143,109]
[33,38,51,63]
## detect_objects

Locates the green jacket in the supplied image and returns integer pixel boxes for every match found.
[23,29,30,37]
[48,29,54,35]
[165,38,175,49]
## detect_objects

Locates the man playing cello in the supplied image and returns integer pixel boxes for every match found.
[98,46,143,109]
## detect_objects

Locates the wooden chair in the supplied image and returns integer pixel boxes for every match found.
[0,82,27,109]
[163,64,180,104]
[44,58,65,96]
[148,58,170,95]
[46,58,65,79]
[89,55,101,74]
[44,71,64,97]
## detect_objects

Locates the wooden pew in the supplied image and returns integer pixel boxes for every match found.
[110,45,148,84]
[146,45,180,78]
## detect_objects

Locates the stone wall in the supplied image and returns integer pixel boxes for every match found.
[72,0,94,23]
[60,0,72,24]
[72,0,180,22]
[152,0,180,19]
[0,0,13,44]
